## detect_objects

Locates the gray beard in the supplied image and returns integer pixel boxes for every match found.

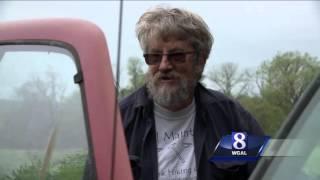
[146,71,197,108]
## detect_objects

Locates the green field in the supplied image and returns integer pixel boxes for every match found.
[0,149,87,180]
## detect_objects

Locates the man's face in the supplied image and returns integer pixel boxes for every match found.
[144,37,204,110]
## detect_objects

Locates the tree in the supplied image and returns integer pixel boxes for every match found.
[119,57,145,98]
[240,51,320,136]
[0,70,66,149]
[207,62,253,98]
[257,51,320,115]
[238,95,285,136]
[128,57,145,90]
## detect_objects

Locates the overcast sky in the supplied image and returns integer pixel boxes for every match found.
[1,1,320,88]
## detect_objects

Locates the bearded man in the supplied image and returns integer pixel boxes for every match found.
[120,6,264,180]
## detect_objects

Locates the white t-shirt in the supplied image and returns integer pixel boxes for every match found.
[154,100,197,180]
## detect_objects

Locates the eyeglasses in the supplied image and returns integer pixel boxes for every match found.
[143,51,196,65]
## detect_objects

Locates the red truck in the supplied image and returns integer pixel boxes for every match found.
[0,19,133,180]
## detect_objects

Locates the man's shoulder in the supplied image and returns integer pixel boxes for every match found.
[119,86,148,111]
[198,84,264,135]
[197,84,234,105]
[197,84,250,119]
[119,86,150,127]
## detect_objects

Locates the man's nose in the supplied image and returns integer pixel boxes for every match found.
[158,55,173,71]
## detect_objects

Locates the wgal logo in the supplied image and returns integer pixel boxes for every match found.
[231,132,247,155]
[209,131,270,161]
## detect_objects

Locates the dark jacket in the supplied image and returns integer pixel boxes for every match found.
[120,83,264,180]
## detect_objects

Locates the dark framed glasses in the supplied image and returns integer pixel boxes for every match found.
[143,51,196,65]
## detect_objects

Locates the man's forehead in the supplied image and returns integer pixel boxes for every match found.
[147,37,192,52]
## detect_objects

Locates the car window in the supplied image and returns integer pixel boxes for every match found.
[258,81,320,180]
[0,45,90,179]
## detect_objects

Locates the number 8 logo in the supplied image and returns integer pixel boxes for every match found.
[233,132,246,150]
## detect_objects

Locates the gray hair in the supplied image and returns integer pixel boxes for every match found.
[136,6,214,60]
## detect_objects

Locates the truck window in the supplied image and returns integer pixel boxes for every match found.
[0,45,90,179]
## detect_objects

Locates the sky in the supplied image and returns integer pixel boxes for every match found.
[1,1,320,88]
